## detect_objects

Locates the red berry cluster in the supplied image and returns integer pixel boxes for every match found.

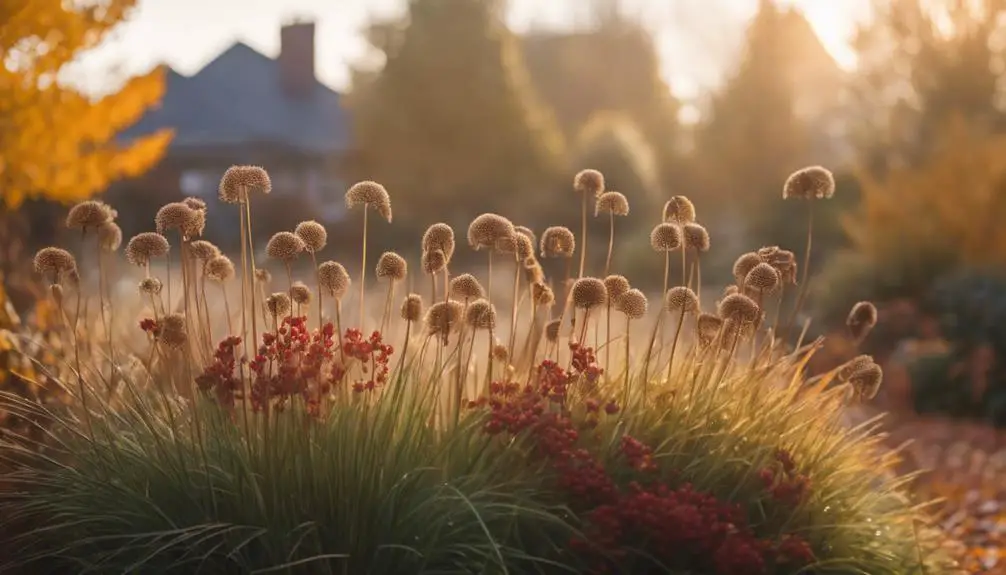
[247,316,337,413]
[569,342,603,384]
[139,318,158,336]
[759,448,812,506]
[472,357,817,574]
[195,336,242,407]
[334,329,393,393]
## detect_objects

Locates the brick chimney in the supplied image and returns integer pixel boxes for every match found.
[279,21,316,99]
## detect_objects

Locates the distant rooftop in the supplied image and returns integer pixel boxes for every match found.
[121,22,349,156]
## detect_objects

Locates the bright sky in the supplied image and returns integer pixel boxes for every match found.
[73,0,873,99]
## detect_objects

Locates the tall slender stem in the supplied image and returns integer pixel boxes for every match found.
[359,206,369,332]
[781,202,814,343]
[311,252,322,328]
[665,308,686,385]
[244,199,260,354]
[605,213,614,276]
[507,255,520,362]
[622,315,631,410]
[579,194,588,278]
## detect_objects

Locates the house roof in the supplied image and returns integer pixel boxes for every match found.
[121,42,349,155]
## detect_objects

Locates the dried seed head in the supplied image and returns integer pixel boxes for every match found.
[422,249,447,275]
[155,202,198,235]
[545,319,561,342]
[847,301,878,341]
[188,240,220,262]
[401,293,423,322]
[450,273,485,300]
[205,255,235,282]
[266,231,305,262]
[66,268,80,288]
[682,223,710,252]
[492,343,509,363]
[718,293,760,324]
[719,319,753,350]
[290,281,312,305]
[255,268,272,284]
[696,313,723,347]
[466,299,497,330]
[783,165,835,199]
[183,197,207,211]
[837,355,883,401]
[33,247,77,284]
[723,285,740,297]
[376,251,407,282]
[650,223,682,251]
[595,191,629,216]
[425,300,463,338]
[126,232,170,267]
[295,220,327,254]
[159,313,188,349]
[515,225,536,246]
[66,200,113,231]
[573,168,605,196]
[572,277,607,310]
[468,213,515,251]
[138,277,163,296]
[540,226,575,258]
[345,180,392,222]
[422,223,456,262]
[744,263,780,295]
[663,196,696,224]
[615,288,648,320]
[185,207,206,238]
[266,292,292,318]
[732,252,763,284]
[758,246,798,285]
[219,165,272,203]
[97,221,122,252]
[532,282,555,307]
[524,259,545,284]
[603,275,630,301]
[513,233,535,260]
[318,261,350,299]
[665,286,699,314]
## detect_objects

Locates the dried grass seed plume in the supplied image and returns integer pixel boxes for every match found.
[467,213,515,251]
[650,223,682,251]
[66,200,113,231]
[663,196,696,224]
[683,222,710,252]
[665,286,699,314]
[266,231,305,262]
[531,282,555,306]
[266,292,292,318]
[295,220,328,254]
[783,165,836,200]
[847,301,879,341]
[744,263,780,295]
[188,240,220,262]
[615,288,648,320]
[318,261,350,299]
[573,168,605,196]
[603,275,630,301]
[219,165,272,203]
[126,232,170,267]
[376,252,407,282]
[540,226,575,258]
[450,273,485,300]
[345,180,392,222]
[155,202,198,235]
[97,221,122,252]
[290,282,312,305]
[422,249,447,275]
[422,223,456,262]
[33,247,77,285]
[595,191,629,216]
[466,299,497,330]
[401,293,423,322]
[718,293,760,324]
[205,255,235,282]
[572,277,607,309]
[158,313,188,348]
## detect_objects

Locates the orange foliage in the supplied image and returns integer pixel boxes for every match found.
[0,1,170,208]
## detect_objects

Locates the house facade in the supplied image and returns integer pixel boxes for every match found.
[112,22,353,246]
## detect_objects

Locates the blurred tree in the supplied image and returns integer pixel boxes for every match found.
[346,0,565,233]
[0,1,170,209]
[851,0,1006,170]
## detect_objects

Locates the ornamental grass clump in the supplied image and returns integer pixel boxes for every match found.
[0,164,961,575]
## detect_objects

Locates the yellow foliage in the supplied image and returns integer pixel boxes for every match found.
[845,116,1006,267]
[0,1,170,208]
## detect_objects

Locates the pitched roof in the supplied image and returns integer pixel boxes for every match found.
[121,42,349,155]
